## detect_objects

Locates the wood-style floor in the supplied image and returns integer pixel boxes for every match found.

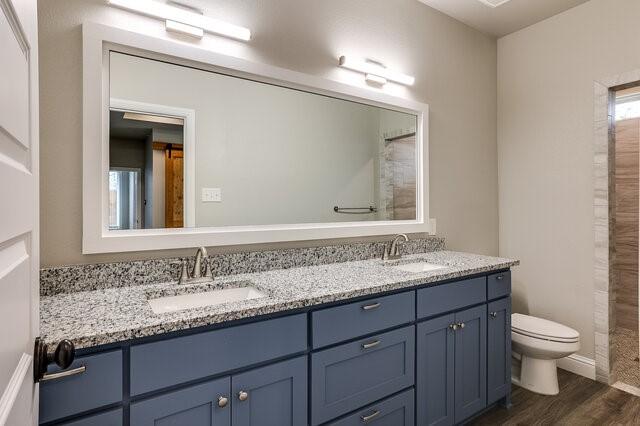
[469,369,640,425]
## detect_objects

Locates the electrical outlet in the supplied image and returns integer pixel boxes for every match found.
[202,188,222,202]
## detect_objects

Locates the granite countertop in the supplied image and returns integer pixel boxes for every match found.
[40,251,519,349]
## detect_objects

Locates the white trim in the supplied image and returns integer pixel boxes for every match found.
[0,353,32,426]
[109,98,196,227]
[83,22,432,254]
[557,354,596,380]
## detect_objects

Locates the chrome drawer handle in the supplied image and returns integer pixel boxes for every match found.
[40,366,86,382]
[458,322,465,329]
[449,323,458,331]
[218,396,228,408]
[362,302,381,311]
[238,391,249,401]
[362,340,381,350]
[490,311,498,318]
[361,410,380,422]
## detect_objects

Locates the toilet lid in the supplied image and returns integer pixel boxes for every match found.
[511,313,580,343]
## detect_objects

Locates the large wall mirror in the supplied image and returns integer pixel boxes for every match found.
[84,24,432,253]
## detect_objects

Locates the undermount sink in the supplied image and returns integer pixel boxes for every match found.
[148,284,267,314]
[392,262,447,273]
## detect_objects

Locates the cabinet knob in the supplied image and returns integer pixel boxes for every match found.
[496,275,504,281]
[238,391,249,401]
[449,324,458,331]
[218,396,228,408]
[458,322,465,329]
[490,311,498,318]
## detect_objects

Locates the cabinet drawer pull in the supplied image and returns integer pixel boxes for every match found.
[40,365,86,382]
[362,340,381,350]
[496,275,504,281]
[458,322,465,329]
[238,390,249,401]
[362,302,381,311]
[217,396,228,408]
[361,410,380,422]
[449,323,458,331]
[490,311,498,318]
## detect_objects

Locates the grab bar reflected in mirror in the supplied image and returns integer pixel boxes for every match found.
[333,206,377,214]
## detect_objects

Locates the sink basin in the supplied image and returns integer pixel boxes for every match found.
[148,285,267,314]
[392,262,447,273]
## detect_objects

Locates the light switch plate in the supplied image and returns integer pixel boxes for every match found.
[202,188,222,202]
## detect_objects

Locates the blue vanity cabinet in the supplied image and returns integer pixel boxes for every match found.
[311,325,415,425]
[487,297,511,405]
[232,356,307,426]
[130,377,231,426]
[329,388,415,426]
[58,409,123,426]
[453,305,487,422]
[39,350,123,424]
[40,269,514,426]
[416,314,455,426]
[416,289,495,425]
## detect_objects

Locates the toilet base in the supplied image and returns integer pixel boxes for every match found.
[514,355,559,395]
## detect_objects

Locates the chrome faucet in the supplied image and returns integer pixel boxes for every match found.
[178,247,214,284]
[382,234,409,261]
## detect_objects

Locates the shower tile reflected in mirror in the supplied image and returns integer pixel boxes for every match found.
[108,51,418,230]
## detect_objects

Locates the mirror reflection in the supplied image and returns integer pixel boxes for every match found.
[108,51,418,230]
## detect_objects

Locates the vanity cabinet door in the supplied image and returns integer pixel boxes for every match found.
[487,297,511,405]
[232,356,307,426]
[454,305,487,423]
[416,314,455,426]
[130,377,231,426]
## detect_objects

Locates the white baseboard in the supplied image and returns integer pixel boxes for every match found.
[556,354,596,380]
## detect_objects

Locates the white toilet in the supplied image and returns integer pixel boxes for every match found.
[511,313,580,395]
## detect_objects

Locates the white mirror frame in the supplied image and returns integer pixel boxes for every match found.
[83,22,433,254]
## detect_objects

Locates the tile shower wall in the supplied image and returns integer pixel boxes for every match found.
[40,237,445,296]
[615,118,639,332]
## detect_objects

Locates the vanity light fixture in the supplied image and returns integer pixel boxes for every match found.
[107,0,251,41]
[365,74,387,85]
[476,0,513,7]
[338,56,415,86]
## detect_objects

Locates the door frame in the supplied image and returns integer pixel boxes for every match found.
[110,98,195,228]
[593,69,640,384]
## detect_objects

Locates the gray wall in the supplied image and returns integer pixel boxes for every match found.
[498,0,640,359]
[39,0,498,266]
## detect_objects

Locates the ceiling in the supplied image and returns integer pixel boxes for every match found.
[418,0,590,38]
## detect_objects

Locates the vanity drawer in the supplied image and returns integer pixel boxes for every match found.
[488,271,511,300]
[39,350,123,424]
[311,325,415,425]
[130,314,306,395]
[417,277,486,319]
[329,388,414,426]
[312,291,415,348]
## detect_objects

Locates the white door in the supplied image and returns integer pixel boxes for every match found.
[0,0,39,425]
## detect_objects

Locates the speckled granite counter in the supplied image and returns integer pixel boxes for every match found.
[40,251,518,349]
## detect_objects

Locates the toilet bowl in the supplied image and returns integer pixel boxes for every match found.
[511,313,580,395]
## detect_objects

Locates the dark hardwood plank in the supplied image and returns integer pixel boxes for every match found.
[469,369,640,425]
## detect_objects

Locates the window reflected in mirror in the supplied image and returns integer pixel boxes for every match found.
[108,51,418,230]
